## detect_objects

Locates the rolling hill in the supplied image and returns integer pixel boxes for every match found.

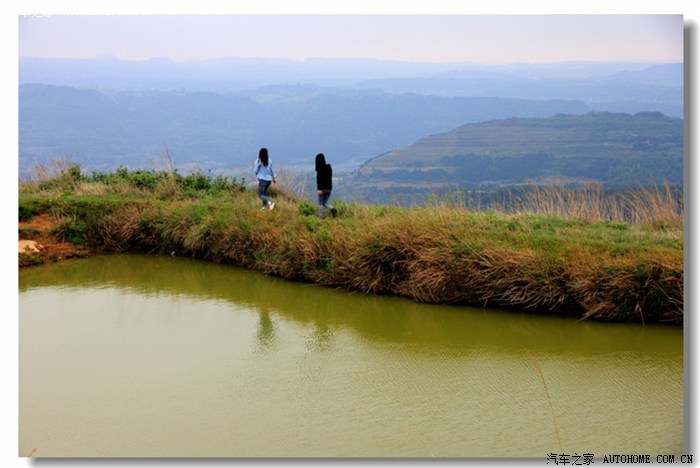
[354,112,684,190]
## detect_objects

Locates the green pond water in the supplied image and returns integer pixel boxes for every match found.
[18,254,684,458]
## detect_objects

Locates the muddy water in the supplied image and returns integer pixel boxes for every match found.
[19,254,683,457]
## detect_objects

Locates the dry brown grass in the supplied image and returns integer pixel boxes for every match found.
[27,156,76,183]
[470,180,684,229]
[622,181,683,228]
[20,156,76,196]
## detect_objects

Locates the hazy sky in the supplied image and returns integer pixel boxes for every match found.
[18,14,683,64]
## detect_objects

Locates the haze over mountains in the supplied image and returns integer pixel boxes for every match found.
[19,56,682,107]
[19,84,592,176]
[19,56,683,190]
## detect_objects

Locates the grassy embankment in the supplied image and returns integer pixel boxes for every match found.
[19,161,684,325]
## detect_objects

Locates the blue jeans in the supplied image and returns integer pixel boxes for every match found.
[258,179,271,206]
[318,189,333,217]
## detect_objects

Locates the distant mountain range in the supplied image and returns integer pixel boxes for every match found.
[354,112,683,190]
[18,56,684,188]
[19,56,682,117]
[18,84,591,177]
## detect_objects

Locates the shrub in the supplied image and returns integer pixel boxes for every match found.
[19,198,54,221]
[298,200,317,217]
[50,216,88,244]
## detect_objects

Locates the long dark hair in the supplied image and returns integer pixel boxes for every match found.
[315,153,326,172]
[259,147,269,167]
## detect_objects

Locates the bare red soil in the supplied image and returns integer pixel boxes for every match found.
[18,214,92,267]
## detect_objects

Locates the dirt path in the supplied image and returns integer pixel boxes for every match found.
[19,214,92,267]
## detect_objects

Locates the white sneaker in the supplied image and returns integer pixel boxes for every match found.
[268,202,276,210]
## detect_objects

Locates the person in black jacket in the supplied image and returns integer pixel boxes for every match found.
[315,153,337,218]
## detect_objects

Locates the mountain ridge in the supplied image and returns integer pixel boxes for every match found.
[354,112,683,190]
[19,56,682,117]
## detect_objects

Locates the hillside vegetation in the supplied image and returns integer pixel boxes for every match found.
[357,112,683,190]
[19,163,684,325]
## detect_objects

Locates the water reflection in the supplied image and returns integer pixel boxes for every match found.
[255,309,276,353]
[307,321,333,352]
[18,254,682,359]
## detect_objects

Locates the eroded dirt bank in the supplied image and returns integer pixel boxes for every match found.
[19,214,92,267]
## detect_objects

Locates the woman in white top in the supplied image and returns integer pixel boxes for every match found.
[254,147,277,210]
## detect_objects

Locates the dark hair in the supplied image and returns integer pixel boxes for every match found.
[315,153,326,172]
[259,147,269,167]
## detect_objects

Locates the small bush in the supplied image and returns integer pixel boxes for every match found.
[19,198,54,221]
[19,226,41,239]
[298,201,316,217]
[51,217,88,244]
[19,253,43,267]
[304,217,320,232]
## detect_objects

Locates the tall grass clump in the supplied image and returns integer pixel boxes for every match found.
[20,156,81,195]
[512,181,618,223]
[260,166,310,204]
[437,180,683,229]
[622,181,683,229]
